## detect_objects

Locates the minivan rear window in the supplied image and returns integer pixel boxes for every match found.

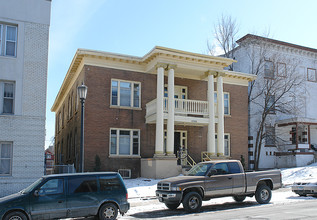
[68,176,98,194]
[99,176,121,191]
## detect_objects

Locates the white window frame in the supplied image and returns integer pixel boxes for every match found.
[0,81,15,115]
[264,60,274,78]
[0,24,2,55]
[307,68,317,82]
[265,125,276,146]
[0,142,13,176]
[5,25,17,57]
[109,128,140,157]
[214,92,230,115]
[110,79,141,109]
[215,133,230,156]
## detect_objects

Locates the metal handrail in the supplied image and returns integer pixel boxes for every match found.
[201,151,212,162]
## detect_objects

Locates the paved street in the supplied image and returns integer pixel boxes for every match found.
[122,199,317,220]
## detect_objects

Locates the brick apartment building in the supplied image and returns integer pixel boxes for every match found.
[51,47,255,178]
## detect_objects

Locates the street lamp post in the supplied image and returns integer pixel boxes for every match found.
[77,84,88,172]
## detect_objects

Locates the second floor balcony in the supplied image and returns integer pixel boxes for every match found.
[146,98,218,126]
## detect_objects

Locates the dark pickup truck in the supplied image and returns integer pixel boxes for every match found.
[156,160,282,212]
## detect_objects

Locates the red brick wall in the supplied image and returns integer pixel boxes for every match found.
[55,65,249,176]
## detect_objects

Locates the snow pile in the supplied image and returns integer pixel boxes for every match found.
[124,178,160,198]
[123,163,317,198]
[281,162,317,186]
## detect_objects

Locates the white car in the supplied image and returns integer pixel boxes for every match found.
[292,178,317,197]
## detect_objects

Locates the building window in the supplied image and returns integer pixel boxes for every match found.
[266,94,275,114]
[0,82,14,114]
[277,62,286,77]
[110,128,140,156]
[215,134,230,156]
[111,80,141,108]
[264,60,274,78]
[307,68,316,82]
[265,126,275,146]
[0,24,17,57]
[214,92,230,115]
[0,142,12,175]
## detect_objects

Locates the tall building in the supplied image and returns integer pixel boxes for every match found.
[234,34,316,169]
[51,47,254,178]
[0,0,51,197]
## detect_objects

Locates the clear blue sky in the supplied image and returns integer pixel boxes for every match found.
[45,0,317,147]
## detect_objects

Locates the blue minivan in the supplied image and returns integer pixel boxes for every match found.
[0,172,129,220]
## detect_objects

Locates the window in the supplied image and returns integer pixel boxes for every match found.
[212,163,229,175]
[0,82,14,114]
[214,92,230,115]
[0,142,12,175]
[266,94,275,114]
[111,79,141,108]
[38,179,64,195]
[215,134,230,156]
[68,176,98,194]
[265,126,275,146]
[0,24,2,54]
[58,112,62,132]
[264,60,274,78]
[228,162,242,174]
[277,62,286,77]
[99,176,121,191]
[0,24,17,57]
[110,129,140,156]
[307,68,316,82]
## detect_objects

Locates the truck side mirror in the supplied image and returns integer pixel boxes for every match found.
[208,169,217,176]
[34,190,39,197]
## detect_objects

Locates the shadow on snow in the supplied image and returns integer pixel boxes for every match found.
[129,201,261,219]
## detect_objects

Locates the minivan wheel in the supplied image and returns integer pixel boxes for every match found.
[255,185,272,204]
[99,203,118,220]
[4,211,27,220]
[182,192,202,213]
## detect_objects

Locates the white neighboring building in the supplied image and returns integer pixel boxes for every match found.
[234,34,316,169]
[0,0,51,197]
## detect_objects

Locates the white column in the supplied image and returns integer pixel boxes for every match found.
[155,63,166,157]
[167,65,176,156]
[207,73,216,156]
[217,73,225,156]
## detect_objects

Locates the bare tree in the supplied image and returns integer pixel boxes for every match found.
[247,53,305,170]
[210,16,306,169]
[208,14,238,70]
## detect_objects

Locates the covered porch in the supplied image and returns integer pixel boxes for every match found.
[276,117,316,168]
[139,47,255,178]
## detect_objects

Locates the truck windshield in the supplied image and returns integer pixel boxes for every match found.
[186,163,214,176]
[20,178,43,194]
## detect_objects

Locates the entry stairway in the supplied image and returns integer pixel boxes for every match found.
[178,150,213,174]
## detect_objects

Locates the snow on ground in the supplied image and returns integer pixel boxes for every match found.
[121,163,317,216]
[281,162,317,185]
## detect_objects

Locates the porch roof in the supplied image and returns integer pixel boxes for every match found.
[277,117,317,127]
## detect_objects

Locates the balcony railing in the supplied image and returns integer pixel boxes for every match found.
[146,98,209,117]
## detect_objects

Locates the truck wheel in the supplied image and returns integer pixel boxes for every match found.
[99,203,118,220]
[182,192,202,212]
[298,193,307,197]
[233,195,246,202]
[165,203,180,210]
[4,211,27,220]
[255,185,271,204]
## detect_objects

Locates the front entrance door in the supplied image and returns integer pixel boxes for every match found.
[174,131,187,165]
[164,130,187,165]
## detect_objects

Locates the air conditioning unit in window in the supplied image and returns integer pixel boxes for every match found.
[118,169,131,179]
